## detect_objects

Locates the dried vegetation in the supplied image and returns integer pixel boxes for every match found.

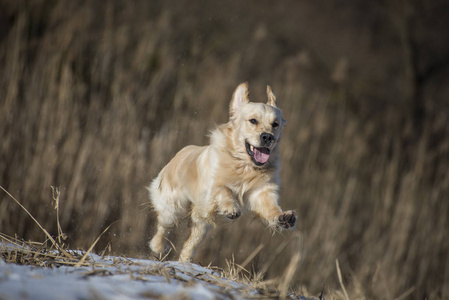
[1,0,449,299]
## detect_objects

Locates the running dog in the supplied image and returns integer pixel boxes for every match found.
[148,82,296,261]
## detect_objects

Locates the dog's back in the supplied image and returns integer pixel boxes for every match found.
[149,145,209,222]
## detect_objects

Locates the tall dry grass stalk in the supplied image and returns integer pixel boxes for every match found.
[1,1,448,298]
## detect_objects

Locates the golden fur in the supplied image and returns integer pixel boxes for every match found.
[148,82,296,261]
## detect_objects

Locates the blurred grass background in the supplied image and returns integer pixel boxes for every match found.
[1,0,449,298]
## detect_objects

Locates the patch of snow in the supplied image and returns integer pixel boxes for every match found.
[0,244,256,300]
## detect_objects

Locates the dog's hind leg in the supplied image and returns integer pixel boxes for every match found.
[149,216,173,254]
[148,176,183,255]
[179,212,210,262]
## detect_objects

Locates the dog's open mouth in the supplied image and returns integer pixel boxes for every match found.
[245,141,270,166]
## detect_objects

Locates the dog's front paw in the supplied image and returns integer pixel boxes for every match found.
[224,210,241,219]
[218,206,242,220]
[277,210,296,229]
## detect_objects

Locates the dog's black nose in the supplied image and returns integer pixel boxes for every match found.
[260,133,274,147]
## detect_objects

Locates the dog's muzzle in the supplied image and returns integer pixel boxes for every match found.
[245,133,275,166]
[260,133,274,148]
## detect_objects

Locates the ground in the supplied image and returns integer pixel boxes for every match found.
[0,242,313,300]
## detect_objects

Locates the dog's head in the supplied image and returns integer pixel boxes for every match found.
[228,82,286,167]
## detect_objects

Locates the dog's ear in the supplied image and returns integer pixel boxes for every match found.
[230,82,250,118]
[266,85,277,107]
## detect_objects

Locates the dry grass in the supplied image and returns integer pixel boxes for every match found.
[1,233,84,267]
[0,186,315,299]
[2,234,305,299]
[1,0,449,299]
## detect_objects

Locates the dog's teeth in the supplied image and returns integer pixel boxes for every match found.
[250,145,254,151]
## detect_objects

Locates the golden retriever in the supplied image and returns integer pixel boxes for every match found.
[148,82,296,261]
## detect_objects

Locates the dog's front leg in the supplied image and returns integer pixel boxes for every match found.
[248,184,296,229]
[213,186,241,219]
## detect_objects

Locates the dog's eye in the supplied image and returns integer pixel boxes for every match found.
[249,119,258,125]
[272,122,279,128]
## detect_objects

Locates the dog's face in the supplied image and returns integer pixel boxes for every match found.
[229,83,286,167]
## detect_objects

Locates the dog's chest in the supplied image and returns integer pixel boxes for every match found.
[226,166,271,200]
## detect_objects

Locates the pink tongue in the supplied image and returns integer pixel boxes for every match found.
[253,147,270,164]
